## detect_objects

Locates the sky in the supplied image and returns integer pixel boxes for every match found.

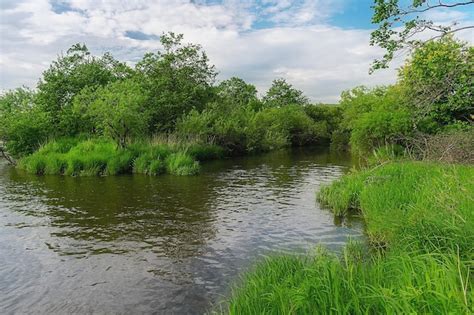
[0,0,473,102]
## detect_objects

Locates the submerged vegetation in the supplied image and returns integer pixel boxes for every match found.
[226,162,473,314]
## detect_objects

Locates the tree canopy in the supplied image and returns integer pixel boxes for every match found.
[370,0,474,71]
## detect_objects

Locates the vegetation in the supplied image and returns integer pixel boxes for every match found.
[336,36,473,157]
[17,138,222,176]
[226,162,473,314]
[370,0,474,70]
[0,33,342,176]
[222,34,473,315]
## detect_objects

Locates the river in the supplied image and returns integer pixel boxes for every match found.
[0,147,362,314]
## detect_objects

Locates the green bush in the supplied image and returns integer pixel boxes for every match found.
[177,104,328,154]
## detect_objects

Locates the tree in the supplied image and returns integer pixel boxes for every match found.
[84,79,149,148]
[0,88,51,158]
[36,43,132,135]
[136,32,217,132]
[398,36,473,131]
[217,77,258,106]
[263,79,309,107]
[370,0,474,71]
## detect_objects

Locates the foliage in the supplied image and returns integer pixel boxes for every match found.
[36,43,131,135]
[336,37,473,156]
[399,36,474,131]
[262,78,309,107]
[217,77,258,107]
[336,85,413,153]
[370,0,474,70]
[0,88,52,157]
[75,79,150,147]
[303,104,343,143]
[177,104,331,154]
[135,32,217,131]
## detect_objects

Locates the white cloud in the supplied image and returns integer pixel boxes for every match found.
[0,0,471,103]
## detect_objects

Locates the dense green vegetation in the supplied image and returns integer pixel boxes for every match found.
[17,137,222,176]
[334,36,473,159]
[226,162,473,314]
[0,33,341,176]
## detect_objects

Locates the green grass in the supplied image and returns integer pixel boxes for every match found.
[18,137,214,176]
[166,152,200,175]
[225,162,473,314]
[226,245,470,314]
[318,161,474,251]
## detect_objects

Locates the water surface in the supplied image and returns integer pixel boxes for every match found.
[0,147,362,314]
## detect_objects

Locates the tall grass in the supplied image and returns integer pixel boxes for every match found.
[318,162,474,251]
[225,162,473,314]
[18,137,216,176]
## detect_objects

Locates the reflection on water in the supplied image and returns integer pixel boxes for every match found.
[0,147,362,314]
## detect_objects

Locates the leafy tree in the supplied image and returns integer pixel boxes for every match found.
[217,77,258,106]
[370,0,474,71]
[0,88,51,158]
[398,36,473,131]
[36,43,132,135]
[84,79,149,148]
[263,79,309,107]
[304,104,343,137]
[136,32,217,132]
[336,85,412,152]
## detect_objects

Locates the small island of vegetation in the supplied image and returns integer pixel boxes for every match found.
[0,32,342,177]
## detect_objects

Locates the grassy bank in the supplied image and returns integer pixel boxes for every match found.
[18,138,224,176]
[225,162,473,314]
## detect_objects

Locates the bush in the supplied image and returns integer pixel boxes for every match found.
[177,104,326,154]
[405,129,474,164]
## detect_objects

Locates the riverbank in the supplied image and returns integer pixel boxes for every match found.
[17,137,224,176]
[225,161,473,314]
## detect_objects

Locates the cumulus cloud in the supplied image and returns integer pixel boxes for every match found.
[0,0,471,102]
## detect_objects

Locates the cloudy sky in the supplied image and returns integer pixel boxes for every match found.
[0,0,473,102]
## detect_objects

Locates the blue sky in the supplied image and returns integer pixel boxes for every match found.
[1,0,473,102]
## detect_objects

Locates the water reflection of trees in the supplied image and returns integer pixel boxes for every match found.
[5,170,220,258]
[3,147,356,258]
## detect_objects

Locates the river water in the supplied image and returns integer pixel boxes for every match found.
[0,147,362,314]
